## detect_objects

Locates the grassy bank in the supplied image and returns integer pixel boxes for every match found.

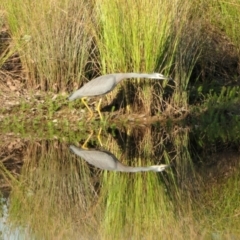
[1,0,239,118]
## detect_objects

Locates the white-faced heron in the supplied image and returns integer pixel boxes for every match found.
[68,73,169,119]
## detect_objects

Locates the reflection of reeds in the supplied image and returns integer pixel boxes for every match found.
[100,171,174,239]
[1,124,239,239]
[8,140,101,239]
[199,152,240,235]
[164,126,240,239]
[167,127,202,204]
[0,137,24,196]
[97,126,174,239]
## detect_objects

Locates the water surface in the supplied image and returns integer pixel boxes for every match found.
[0,124,239,239]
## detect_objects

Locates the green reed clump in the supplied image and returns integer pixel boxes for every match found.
[93,0,206,115]
[95,0,171,72]
[2,0,92,91]
[94,0,173,114]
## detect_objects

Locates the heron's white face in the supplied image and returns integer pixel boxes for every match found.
[150,73,169,80]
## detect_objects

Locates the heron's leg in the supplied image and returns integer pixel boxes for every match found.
[96,98,103,120]
[81,97,93,119]
[97,128,103,146]
[82,130,93,149]
[126,104,131,113]
[123,84,131,113]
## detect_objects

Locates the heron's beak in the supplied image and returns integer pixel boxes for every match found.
[162,75,172,80]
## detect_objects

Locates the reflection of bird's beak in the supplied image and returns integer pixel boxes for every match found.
[162,164,171,170]
[165,164,171,169]
[158,164,171,172]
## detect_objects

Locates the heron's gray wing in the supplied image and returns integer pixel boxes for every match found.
[78,75,117,97]
[70,146,118,170]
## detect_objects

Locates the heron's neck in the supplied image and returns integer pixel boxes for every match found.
[123,73,151,79]
[118,165,157,172]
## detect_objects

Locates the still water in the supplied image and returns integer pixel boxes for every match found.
[0,124,239,240]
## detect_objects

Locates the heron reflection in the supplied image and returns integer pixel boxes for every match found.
[70,145,170,172]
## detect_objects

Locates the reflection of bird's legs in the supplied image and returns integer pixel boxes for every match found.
[97,128,103,146]
[82,130,93,149]
[96,98,103,120]
[81,97,93,119]
[123,84,131,113]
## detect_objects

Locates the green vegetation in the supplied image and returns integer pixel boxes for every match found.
[0,0,239,119]
[0,1,240,239]
[1,0,92,90]
[208,0,240,53]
